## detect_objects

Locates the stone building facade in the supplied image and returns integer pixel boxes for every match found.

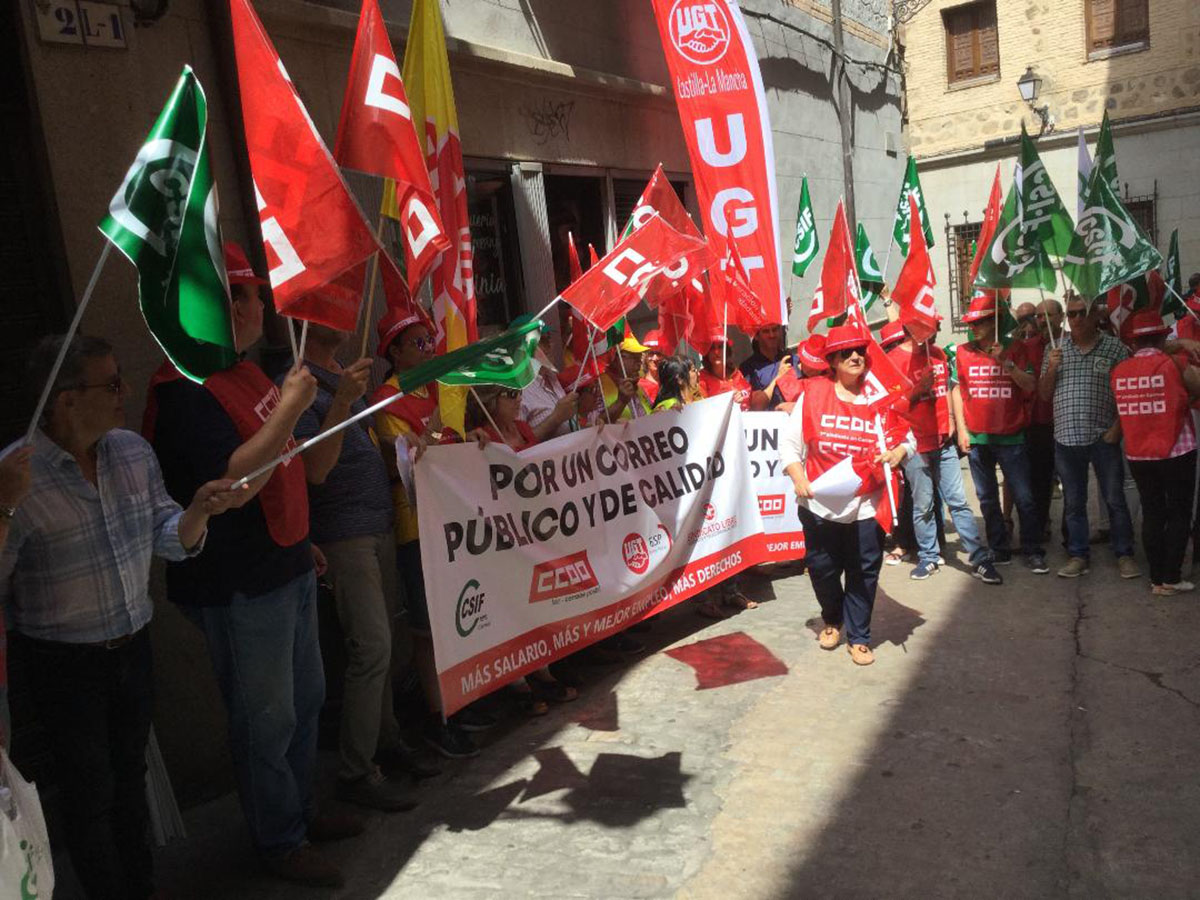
[898,0,1200,325]
[5,0,901,803]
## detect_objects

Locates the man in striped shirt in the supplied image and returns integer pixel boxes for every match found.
[0,334,244,900]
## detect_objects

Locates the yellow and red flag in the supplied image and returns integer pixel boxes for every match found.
[390,0,476,432]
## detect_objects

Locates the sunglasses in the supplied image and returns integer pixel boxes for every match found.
[404,335,436,350]
[1066,309,1090,319]
[498,388,521,399]
[835,347,866,361]
[75,375,126,395]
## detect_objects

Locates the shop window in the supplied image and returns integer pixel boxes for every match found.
[1086,0,1149,55]
[467,172,525,331]
[943,1,999,86]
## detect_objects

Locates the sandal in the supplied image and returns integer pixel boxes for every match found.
[884,548,907,566]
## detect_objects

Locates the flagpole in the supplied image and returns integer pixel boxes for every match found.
[1165,283,1200,324]
[468,386,504,436]
[532,294,562,326]
[25,241,113,444]
[570,340,595,392]
[722,300,729,375]
[615,346,641,420]
[297,319,310,363]
[873,412,899,528]
[285,316,299,361]
[358,218,389,359]
[1036,287,1058,350]
[881,237,896,293]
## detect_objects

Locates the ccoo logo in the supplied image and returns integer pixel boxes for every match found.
[623,533,650,575]
[668,1,731,66]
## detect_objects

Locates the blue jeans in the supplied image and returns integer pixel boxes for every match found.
[1055,439,1135,559]
[968,443,1044,557]
[187,571,325,856]
[798,507,882,646]
[904,443,988,566]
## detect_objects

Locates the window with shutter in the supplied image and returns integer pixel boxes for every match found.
[943,2,1000,86]
[1087,0,1148,53]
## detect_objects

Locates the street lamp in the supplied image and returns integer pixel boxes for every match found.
[1017,66,1053,136]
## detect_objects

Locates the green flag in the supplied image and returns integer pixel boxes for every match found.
[1089,111,1119,199]
[437,320,544,389]
[996,298,1021,349]
[974,166,1057,292]
[100,67,235,382]
[1062,175,1162,300]
[1019,126,1076,261]
[855,224,883,311]
[1165,229,1183,298]
[892,156,935,256]
[791,176,820,276]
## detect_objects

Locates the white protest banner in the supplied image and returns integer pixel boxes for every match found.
[417,394,768,715]
[743,411,804,560]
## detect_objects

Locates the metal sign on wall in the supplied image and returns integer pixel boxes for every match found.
[32,0,127,48]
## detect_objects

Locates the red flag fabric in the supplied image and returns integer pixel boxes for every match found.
[719,209,770,332]
[231,0,378,331]
[567,232,584,283]
[565,234,603,363]
[378,251,433,331]
[334,0,449,295]
[650,0,786,324]
[626,164,702,239]
[809,201,859,331]
[968,165,1003,287]
[559,215,715,333]
[892,194,939,343]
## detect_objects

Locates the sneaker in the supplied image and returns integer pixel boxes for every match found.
[1024,553,1049,574]
[1164,580,1195,593]
[973,561,1003,585]
[848,644,874,666]
[452,705,499,733]
[263,845,344,888]
[1117,556,1141,579]
[992,550,1013,566]
[336,767,419,813]
[818,626,841,650]
[937,555,946,567]
[909,562,939,580]
[306,811,365,843]
[1057,557,1089,578]
[423,720,479,760]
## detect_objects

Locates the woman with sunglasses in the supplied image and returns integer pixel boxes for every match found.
[463,385,579,712]
[780,326,915,666]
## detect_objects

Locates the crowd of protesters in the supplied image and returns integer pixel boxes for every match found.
[1,244,1198,895]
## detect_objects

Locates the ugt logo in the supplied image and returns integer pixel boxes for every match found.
[668,1,731,66]
[456,579,488,637]
[623,533,650,575]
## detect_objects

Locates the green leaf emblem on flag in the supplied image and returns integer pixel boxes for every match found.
[791,176,820,277]
[100,66,235,383]
[437,320,544,389]
[974,166,1057,293]
[892,156,935,257]
[1062,175,1162,300]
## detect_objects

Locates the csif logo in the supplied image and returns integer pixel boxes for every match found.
[623,533,650,575]
[455,579,488,637]
[529,551,599,603]
[668,1,731,66]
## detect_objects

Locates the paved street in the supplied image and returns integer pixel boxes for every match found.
[144,530,1200,900]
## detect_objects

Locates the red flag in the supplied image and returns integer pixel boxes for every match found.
[809,201,859,331]
[377,251,433,331]
[968,165,1003,287]
[626,164,702,239]
[559,215,715,333]
[231,0,378,330]
[567,232,584,283]
[719,210,770,332]
[892,195,939,343]
[334,0,449,295]
[565,234,602,363]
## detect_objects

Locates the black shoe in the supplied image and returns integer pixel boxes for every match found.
[973,561,1003,585]
[992,550,1013,566]
[423,721,479,759]
[452,705,499,733]
[603,634,644,655]
[336,769,419,813]
[376,743,441,780]
[1024,553,1049,575]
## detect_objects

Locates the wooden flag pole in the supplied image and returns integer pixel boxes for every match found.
[25,241,113,444]
[285,316,298,361]
[296,319,310,364]
[1164,282,1200,324]
[873,412,899,528]
[468,386,504,437]
[358,217,389,359]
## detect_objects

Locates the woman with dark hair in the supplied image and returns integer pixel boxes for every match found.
[652,356,698,412]
[781,325,916,666]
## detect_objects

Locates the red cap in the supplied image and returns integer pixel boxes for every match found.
[376,306,426,358]
[641,329,665,350]
[961,292,998,324]
[824,325,870,356]
[225,242,268,285]
[1126,308,1170,338]
[798,334,830,373]
[879,320,905,348]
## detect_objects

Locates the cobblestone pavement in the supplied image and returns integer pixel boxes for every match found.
[150,541,1200,899]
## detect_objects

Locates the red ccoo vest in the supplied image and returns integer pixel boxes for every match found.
[1111,350,1191,460]
[955,342,1029,436]
[802,377,879,482]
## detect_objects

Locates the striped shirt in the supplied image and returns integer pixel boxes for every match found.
[0,429,200,643]
[1042,332,1129,446]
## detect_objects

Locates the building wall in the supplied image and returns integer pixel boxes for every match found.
[903,0,1200,159]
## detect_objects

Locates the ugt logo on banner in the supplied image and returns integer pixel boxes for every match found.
[669,2,731,64]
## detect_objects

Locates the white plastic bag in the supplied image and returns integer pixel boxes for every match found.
[0,749,53,899]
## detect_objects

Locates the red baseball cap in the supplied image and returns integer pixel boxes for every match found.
[224,242,269,285]
[376,306,427,358]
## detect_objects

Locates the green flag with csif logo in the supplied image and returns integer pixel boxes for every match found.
[436,319,544,389]
[1019,125,1076,262]
[855,223,883,310]
[791,176,820,276]
[974,165,1057,292]
[1062,174,1161,300]
[100,66,235,382]
[892,156,935,256]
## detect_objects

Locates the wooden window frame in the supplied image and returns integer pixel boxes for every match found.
[943,1,1000,87]
[1084,0,1149,57]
